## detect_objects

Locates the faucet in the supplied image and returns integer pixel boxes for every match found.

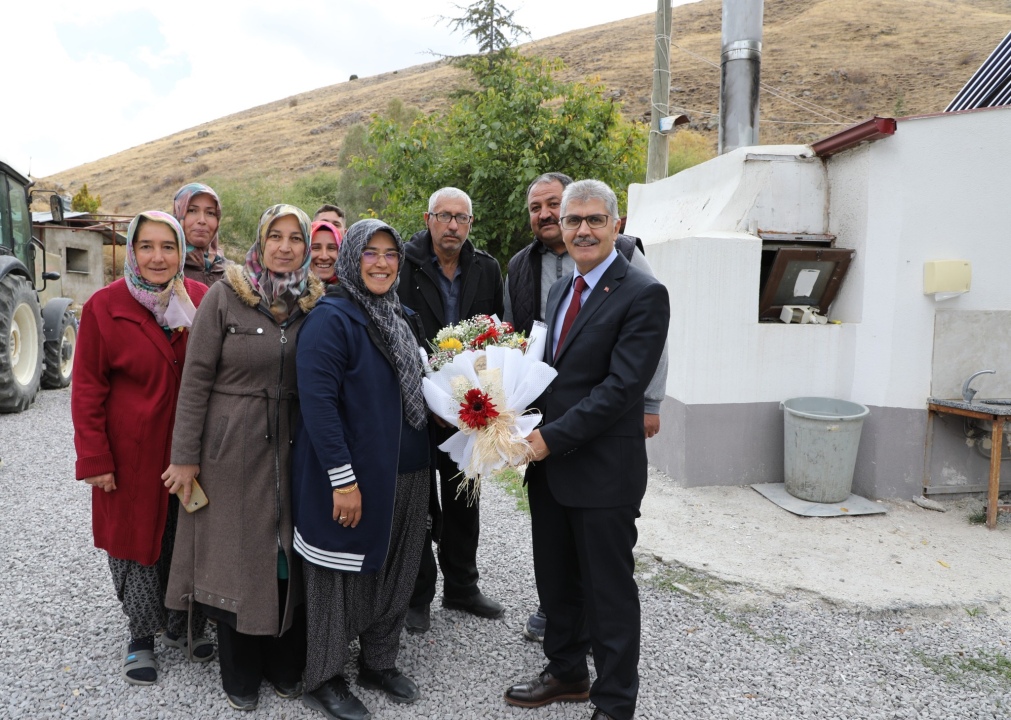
[962,369,996,404]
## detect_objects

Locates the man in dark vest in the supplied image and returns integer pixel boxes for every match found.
[397,186,506,633]
[504,172,669,643]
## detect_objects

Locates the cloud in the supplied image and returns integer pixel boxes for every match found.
[3,0,681,178]
[55,9,191,95]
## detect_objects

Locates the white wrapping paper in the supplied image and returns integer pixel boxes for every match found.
[422,323,556,494]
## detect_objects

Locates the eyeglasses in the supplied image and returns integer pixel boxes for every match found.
[361,250,402,265]
[559,214,612,230]
[431,212,473,225]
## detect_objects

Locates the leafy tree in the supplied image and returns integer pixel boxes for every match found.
[348,50,647,267]
[336,99,421,222]
[443,0,530,62]
[71,183,101,213]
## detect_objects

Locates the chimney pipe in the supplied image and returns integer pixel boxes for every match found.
[719,0,764,154]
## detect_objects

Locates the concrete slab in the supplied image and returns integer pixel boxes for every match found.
[637,468,1011,613]
[750,482,886,517]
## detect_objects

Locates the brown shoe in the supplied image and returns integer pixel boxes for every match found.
[504,670,590,708]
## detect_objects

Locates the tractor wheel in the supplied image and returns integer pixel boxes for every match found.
[42,307,78,389]
[0,274,44,413]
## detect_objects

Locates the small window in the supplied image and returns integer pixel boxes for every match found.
[66,246,90,274]
[757,247,855,321]
[7,181,31,268]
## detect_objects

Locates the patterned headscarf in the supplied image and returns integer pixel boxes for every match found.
[172,183,226,273]
[244,204,313,323]
[337,219,426,430]
[124,211,197,329]
[310,220,343,284]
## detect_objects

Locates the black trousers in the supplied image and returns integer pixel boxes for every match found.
[411,439,481,605]
[527,463,641,720]
[207,586,307,697]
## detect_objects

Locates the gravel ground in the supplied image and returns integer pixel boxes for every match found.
[2,388,1010,719]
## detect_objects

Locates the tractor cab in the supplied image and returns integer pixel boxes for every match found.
[0,159,77,412]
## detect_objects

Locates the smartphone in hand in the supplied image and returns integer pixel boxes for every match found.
[181,478,209,513]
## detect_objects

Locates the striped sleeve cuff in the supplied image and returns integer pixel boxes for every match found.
[329,464,356,489]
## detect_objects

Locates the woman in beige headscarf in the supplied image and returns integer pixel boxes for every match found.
[163,204,324,711]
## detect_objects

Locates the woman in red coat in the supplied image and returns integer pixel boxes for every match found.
[72,211,210,686]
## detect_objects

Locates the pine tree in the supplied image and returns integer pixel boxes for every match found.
[443,0,530,62]
[71,183,101,213]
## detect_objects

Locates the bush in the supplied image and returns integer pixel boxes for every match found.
[208,171,345,259]
[71,183,101,213]
[335,99,421,224]
[667,130,716,177]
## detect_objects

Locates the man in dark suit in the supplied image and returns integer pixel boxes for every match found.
[503,180,670,720]
[505,171,670,644]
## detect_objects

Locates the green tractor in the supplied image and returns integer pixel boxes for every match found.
[0,159,77,412]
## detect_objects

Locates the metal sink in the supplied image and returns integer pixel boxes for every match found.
[977,398,1011,405]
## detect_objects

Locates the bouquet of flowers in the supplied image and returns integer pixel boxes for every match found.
[427,315,529,370]
[422,316,556,503]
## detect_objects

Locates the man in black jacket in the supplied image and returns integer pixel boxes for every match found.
[396,187,506,632]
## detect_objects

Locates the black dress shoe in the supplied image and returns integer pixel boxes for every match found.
[225,691,259,711]
[271,678,303,698]
[404,604,430,634]
[442,590,505,619]
[504,670,590,708]
[303,677,371,720]
[591,708,616,720]
[357,666,420,704]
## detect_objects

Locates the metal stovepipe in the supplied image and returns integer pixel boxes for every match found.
[719,0,764,154]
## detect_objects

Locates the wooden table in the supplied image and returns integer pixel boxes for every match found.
[926,400,1011,529]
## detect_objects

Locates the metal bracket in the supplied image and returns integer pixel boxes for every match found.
[722,40,762,61]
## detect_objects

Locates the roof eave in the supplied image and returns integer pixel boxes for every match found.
[811,116,897,158]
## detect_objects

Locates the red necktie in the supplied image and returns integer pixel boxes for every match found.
[554,276,588,360]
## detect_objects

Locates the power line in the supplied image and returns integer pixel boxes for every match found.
[670,104,849,125]
[669,41,856,125]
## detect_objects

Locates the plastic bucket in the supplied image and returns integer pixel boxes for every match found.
[780,397,870,503]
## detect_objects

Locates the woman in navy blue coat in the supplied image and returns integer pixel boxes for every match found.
[292,219,430,719]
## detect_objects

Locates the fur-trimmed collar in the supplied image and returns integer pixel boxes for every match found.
[224,263,324,314]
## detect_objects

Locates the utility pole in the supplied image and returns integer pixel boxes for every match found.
[645,0,673,183]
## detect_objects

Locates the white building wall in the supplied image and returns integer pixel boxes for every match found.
[831,107,1011,408]
[630,106,1011,496]
[629,144,851,407]
[631,107,1011,411]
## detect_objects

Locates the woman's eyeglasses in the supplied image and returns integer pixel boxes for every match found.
[559,214,612,230]
[361,250,402,265]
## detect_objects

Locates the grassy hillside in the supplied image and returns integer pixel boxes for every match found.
[42,0,1011,217]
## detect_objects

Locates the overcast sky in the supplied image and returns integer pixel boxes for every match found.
[3,0,700,178]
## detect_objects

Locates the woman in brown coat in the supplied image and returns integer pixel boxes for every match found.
[162,204,323,711]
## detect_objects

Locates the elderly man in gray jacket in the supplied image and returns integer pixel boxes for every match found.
[503,172,669,643]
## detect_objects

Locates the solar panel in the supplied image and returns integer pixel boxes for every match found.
[946,31,1011,112]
